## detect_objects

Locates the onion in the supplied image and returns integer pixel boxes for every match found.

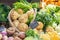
[14,37,22,40]
[7,27,15,35]
[8,37,14,40]
[1,31,7,36]
[18,32,25,39]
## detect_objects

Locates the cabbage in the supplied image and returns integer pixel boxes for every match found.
[46,4,56,11]
[24,36,34,40]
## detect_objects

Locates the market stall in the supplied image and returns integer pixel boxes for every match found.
[0,0,60,40]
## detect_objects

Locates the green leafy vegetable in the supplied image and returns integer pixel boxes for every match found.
[32,3,39,8]
[25,29,42,40]
[24,36,34,40]
[27,14,34,25]
[35,10,53,31]
[13,0,32,13]
[55,6,60,12]
[0,3,11,22]
[13,0,40,13]
[54,12,60,24]
[17,0,29,4]
[25,29,35,37]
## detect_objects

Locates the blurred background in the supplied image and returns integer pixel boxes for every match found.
[0,0,39,7]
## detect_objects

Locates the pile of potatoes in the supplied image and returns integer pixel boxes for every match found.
[0,8,44,40]
[10,9,35,32]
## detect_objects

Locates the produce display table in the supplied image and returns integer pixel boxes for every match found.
[0,0,60,40]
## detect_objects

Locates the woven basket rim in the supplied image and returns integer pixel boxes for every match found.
[7,8,37,32]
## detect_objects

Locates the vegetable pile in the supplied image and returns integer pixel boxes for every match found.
[0,0,60,40]
[35,4,60,31]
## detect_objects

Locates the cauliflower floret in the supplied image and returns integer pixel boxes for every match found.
[40,34,50,40]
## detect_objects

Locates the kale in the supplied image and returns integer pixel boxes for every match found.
[35,9,57,31]
[0,4,11,22]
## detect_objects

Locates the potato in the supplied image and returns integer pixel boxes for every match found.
[18,14,28,23]
[13,20,19,27]
[17,9,23,14]
[18,32,25,39]
[14,37,22,40]
[8,37,14,40]
[17,23,28,32]
[36,22,44,30]
[13,32,19,37]
[7,27,15,35]
[11,10,20,20]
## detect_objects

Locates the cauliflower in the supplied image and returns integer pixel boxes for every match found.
[46,4,56,11]
[17,9,23,14]
[13,20,19,27]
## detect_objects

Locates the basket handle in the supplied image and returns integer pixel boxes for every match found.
[7,9,20,33]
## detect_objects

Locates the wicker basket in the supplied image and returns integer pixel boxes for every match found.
[7,8,37,32]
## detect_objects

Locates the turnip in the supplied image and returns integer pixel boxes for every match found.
[18,32,25,39]
[7,27,15,35]
[1,31,7,36]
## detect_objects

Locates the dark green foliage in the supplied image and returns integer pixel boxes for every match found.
[0,4,11,22]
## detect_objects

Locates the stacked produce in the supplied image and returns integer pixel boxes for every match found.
[0,3,11,22]
[0,0,60,40]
